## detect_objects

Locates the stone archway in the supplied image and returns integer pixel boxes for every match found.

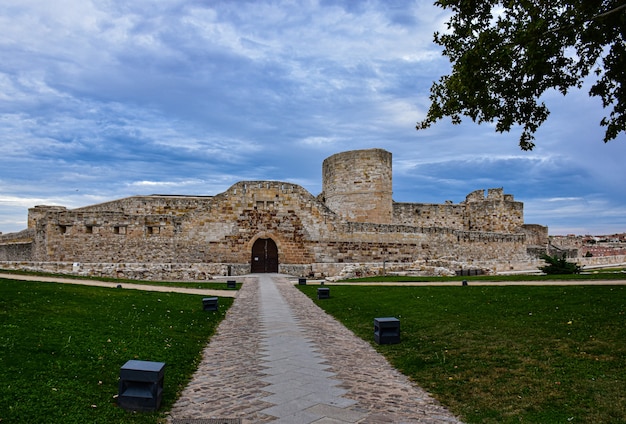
[251,238,279,273]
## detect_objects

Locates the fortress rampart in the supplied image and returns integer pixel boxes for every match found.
[0,148,550,279]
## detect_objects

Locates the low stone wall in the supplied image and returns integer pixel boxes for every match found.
[0,260,506,280]
[279,263,312,277]
[575,255,626,269]
[0,242,33,261]
[0,229,34,261]
[0,261,317,280]
[2,255,624,282]
[0,261,235,281]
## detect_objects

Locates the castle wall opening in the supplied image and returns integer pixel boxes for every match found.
[251,238,278,273]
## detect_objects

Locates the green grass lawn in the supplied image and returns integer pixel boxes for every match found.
[299,284,626,423]
[341,270,626,283]
[0,278,233,424]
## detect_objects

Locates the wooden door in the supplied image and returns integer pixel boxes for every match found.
[251,238,278,273]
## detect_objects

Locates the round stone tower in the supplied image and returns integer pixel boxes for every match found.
[321,148,393,224]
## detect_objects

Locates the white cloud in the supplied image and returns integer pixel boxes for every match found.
[128,179,207,189]
[298,136,340,147]
[0,195,54,208]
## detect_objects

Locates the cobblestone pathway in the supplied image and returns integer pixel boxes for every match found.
[168,274,463,423]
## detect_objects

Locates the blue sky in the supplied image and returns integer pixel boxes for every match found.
[1,0,624,236]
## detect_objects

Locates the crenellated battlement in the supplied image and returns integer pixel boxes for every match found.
[0,148,547,278]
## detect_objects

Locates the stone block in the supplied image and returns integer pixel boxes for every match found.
[118,360,165,412]
[202,297,219,311]
[374,317,400,344]
[317,287,330,299]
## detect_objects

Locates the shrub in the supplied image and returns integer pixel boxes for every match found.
[539,253,582,274]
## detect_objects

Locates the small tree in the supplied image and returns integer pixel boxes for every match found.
[539,253,582,275]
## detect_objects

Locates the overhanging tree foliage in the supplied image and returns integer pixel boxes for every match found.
[417,1,626,150]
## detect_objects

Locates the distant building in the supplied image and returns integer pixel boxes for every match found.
[551,233,626,258]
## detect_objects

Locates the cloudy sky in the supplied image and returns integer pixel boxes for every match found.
[1,0,624,236]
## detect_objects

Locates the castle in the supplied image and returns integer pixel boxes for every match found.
[0,148,549,279]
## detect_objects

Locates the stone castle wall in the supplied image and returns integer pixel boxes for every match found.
[392,188,524,233]
[19,181,530,265]
[0,229,34,261]
[27,182,324,265]
[0,148,552,279]
[393,202,465,229]
[463,188,524,232]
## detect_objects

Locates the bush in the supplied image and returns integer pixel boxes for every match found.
[539,253,582,274]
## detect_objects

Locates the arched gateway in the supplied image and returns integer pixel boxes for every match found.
[251,238,279,273]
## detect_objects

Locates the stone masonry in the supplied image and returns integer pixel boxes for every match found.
[0,148,548,279]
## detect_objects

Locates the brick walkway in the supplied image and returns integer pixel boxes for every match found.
[168,274,462,423]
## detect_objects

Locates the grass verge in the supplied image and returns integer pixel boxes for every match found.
[0,278,233,423]
[299,283,626,423]
[340,270,626,283]
[0,269,241,290]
